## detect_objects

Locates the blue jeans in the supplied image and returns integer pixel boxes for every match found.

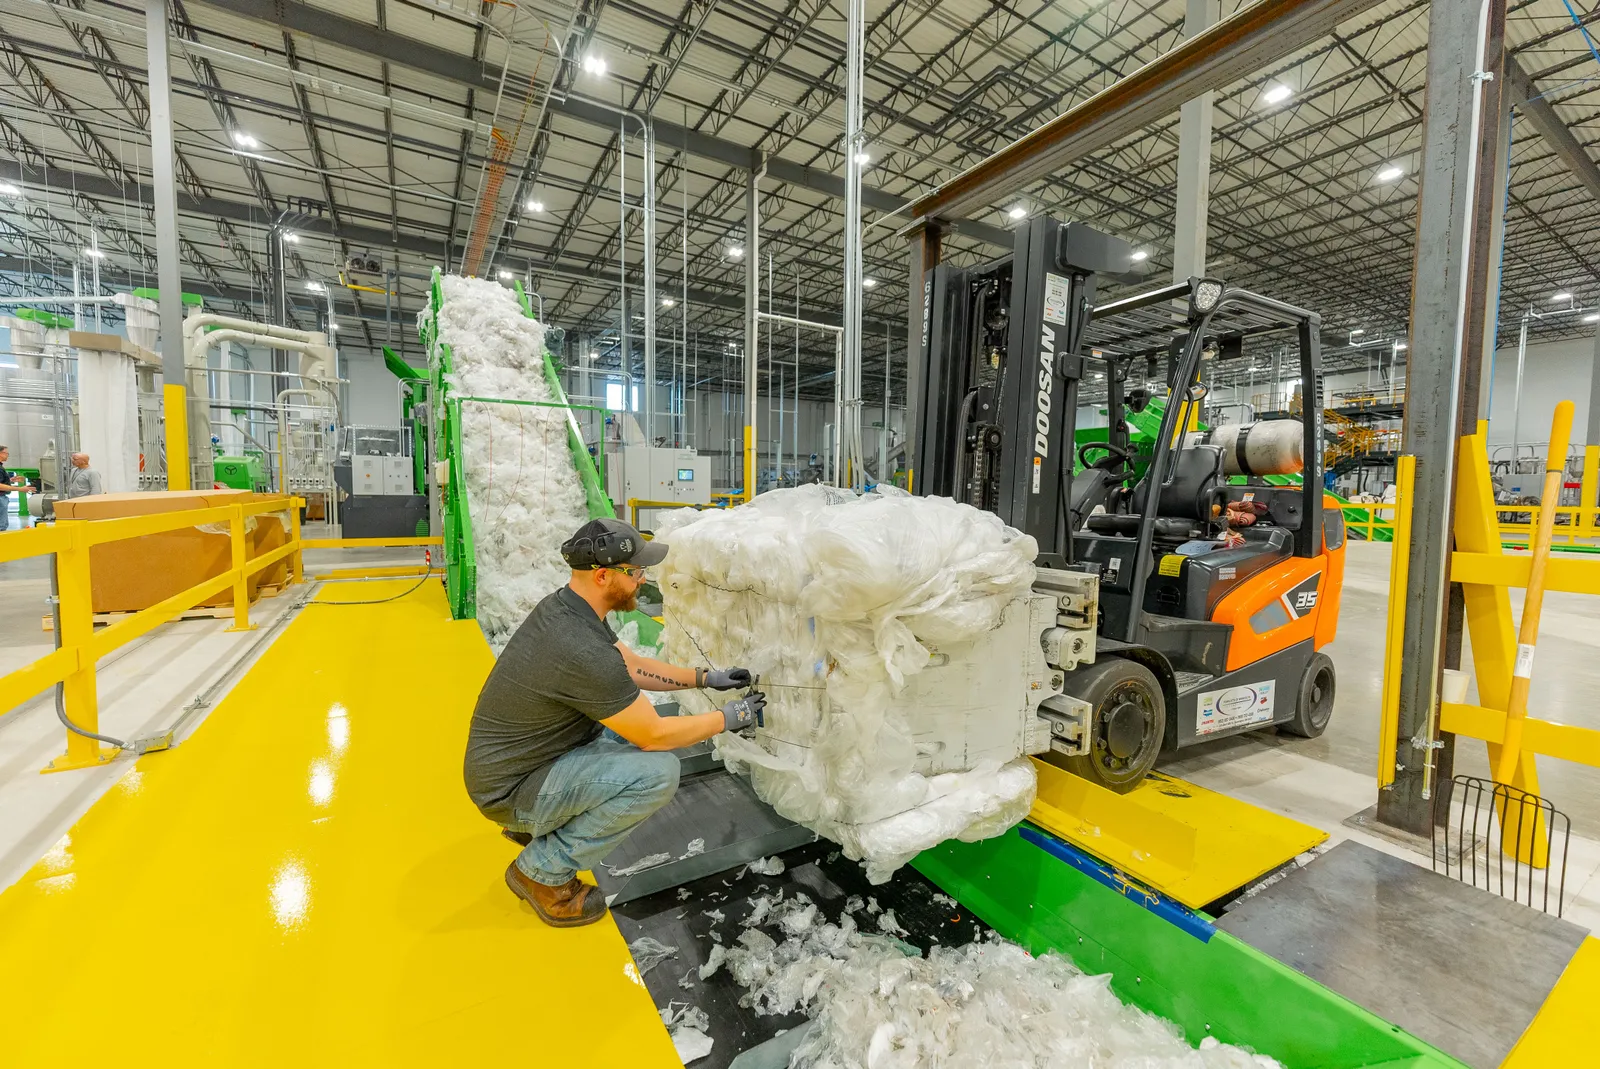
[507,728,680,886]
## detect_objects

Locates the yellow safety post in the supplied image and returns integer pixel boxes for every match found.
[226,505,255,633]
[290,499,304,585]
[164,382,190,490]
[42,523,116,773]
[1377,455,1414,789]
[1583,445,1599,538]
[1496,402,1575,786]
[743,425,755,503]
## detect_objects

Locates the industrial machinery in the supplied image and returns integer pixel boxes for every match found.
[602,411,712,528]
[913,216,1344,791]
[335,424,427,539]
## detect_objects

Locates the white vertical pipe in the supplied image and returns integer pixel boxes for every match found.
[840,0,866,490]
[642,122,657,443]
[146,0,190,485]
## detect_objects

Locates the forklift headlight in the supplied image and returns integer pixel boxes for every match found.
[1193,280,1223,313]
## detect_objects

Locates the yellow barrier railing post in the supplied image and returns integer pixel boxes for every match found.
[164,383,190,491]
[290,499,304,585]
[1377,456,1415,788]
[43,523,116,773]
[226,504,255,633]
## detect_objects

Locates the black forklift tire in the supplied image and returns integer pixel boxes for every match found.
[1059,657,1166,794]
[1282,652,1336,739]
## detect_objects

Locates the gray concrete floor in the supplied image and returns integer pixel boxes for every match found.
[1164,540,1600,839]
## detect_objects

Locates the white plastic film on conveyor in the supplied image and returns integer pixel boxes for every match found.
[657,485,1047,882]
[429,275,591,646]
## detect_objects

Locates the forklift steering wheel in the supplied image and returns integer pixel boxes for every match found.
[1078,441,1134,476]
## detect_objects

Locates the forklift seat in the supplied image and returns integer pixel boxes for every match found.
[1084,445,1224,540]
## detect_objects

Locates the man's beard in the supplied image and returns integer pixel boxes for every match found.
[609,587,638,613]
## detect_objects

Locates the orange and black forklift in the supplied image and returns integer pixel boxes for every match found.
[911,216,1345,792]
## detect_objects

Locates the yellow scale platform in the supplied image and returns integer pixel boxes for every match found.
[1028,760,1329,909]
[0,579,679,1067]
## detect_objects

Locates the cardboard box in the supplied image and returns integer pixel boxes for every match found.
[53,491,295,613]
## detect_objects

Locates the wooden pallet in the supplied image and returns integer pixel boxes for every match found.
[42,603,253,631]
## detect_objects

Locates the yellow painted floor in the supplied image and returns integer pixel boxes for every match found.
[0,579,678,1067]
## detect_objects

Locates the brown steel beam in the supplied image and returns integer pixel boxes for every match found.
[905,0,1389,225]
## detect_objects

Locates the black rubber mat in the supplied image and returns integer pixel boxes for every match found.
[611,838,992,1068]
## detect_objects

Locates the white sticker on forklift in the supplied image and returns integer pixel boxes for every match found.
[1043,273,1070,325]
[1032,456,1042,493]
[1196,681,1275,736]
[1514,643,1535,679]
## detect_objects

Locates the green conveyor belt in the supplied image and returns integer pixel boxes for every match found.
[423,271,660,645]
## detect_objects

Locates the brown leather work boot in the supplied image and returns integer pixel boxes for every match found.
[505,863,607,928]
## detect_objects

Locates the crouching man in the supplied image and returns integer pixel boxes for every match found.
[464,517,764,928]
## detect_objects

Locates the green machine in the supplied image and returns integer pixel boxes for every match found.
[419,269,661,644]
[214,455,269,491]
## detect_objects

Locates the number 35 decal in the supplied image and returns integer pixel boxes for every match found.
[1280,576,1321,621]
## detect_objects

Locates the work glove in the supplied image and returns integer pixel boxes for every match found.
[705,667,754,691]
[721,691,767,733]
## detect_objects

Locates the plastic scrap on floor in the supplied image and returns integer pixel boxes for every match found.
[659,1003,714,1065]
[680,838,706,860]
[746,856,785,877]
[627,935,680,976]
[715,894,1281,1068]
[875,909,907,936]
[608,851,673,877]
[656,485,1044,882]
[428,275,590,646]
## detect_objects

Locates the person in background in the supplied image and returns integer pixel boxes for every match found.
[64,453,103,498]
[0,446,24,530]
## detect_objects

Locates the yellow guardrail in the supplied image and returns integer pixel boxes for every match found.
[1380,426,1600,865]
[627,498,726,529]
[0,498,442,773]
[1337,501,1398,541]
[1495,445,1600,545]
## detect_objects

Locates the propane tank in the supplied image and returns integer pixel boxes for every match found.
[1206,420,1304,476]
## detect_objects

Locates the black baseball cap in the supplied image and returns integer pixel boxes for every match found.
[560,517,669,569]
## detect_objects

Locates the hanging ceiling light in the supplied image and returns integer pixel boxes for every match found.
[1007,205,1027,220]
[497,269,512,280]
[525,199,545,213]
[853,152,870,165]
[305,280,325,292]
[231,131,259,149]
[661,297,675,307]
[1550,291,1573,302]
[1130,250,1149,262]
[581,55,606,76]
[862,278,877,289]
[727,245,744,260]
[1261,83,1293,106]
[1374,163,1404,183]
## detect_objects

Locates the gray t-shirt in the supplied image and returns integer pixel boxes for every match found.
[463,586,639,822]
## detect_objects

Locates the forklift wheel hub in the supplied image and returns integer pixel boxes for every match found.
[1104,700,1148,760]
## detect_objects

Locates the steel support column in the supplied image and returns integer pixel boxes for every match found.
[902,223,941,492]
[1476,93,1513,421]
[146,0,190,489]
[1172,0,1217,282]
[743,161,763,500]
[1378,0,1504,834]
[1588,321,1600,447]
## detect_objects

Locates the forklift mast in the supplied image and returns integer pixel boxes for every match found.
[912,218,1132,567]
